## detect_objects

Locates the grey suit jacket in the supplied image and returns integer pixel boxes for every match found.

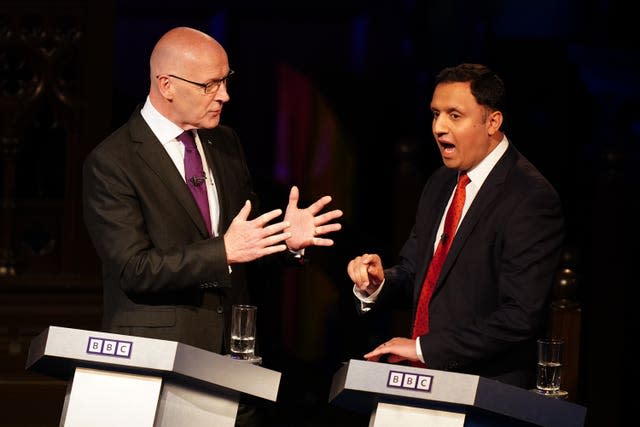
[83,106,259,353]
[375,143,564,387]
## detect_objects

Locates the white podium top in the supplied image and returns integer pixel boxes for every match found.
[26,325,281,402]
[329,359,586,427]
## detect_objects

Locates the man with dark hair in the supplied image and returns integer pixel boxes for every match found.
[347,63,564,388]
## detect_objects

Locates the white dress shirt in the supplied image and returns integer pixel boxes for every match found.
[140,97,221,236]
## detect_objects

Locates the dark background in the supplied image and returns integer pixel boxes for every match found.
[1,0,637,426]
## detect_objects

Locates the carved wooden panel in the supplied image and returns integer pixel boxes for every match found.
[0,1,113,425]
[0,1,110,278]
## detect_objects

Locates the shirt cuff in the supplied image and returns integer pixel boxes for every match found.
[416,336,425,364]
[352,279,385,312]
[288,248,305,265]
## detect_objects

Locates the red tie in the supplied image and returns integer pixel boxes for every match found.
[411,172,470,364]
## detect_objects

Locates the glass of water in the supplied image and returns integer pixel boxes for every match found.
[534,338,567,398]
[230,304,261,364]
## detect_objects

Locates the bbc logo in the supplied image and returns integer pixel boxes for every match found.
[86,337,133,358]
[387,370,433,392]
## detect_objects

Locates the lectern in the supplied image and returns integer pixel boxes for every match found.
[26,326,281,427]
[329,359,586,427]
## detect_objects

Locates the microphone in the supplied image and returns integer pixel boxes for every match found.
[440,233,448,245]
[189,174,206,186]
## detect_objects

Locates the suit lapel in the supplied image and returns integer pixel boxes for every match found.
[433,145,518,294]
[197,129,229,230]
[129,112,210,237]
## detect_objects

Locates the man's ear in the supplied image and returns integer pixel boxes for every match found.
[156,75,174,100]
[487,110,503,136]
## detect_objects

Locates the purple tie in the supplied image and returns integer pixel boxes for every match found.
[177,131,211,235]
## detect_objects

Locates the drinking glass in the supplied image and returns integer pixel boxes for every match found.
[230,304,260,364]
[534,338,567,398]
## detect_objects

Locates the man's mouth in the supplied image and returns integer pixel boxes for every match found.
[440,142,456,154]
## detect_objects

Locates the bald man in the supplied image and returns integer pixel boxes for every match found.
[83,26,342,358]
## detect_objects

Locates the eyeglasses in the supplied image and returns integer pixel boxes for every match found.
[160,70,234,94]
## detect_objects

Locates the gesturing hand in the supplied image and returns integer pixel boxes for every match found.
[283,186,343,251]
[347,253,384,296]
[224,200,291,264]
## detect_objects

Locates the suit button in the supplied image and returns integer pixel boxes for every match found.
[200,281,219,289]
[216,306,223,314]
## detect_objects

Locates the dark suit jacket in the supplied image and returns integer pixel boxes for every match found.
[374,143,564,388]
[83,106,260,353]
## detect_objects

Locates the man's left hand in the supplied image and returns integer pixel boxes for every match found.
[283,185,343,251]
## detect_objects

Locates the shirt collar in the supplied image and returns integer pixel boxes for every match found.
[466,135,508,188]
[140,97,187,147]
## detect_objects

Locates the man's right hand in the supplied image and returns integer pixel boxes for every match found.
[224,200,291,264]
[347,253,384,296]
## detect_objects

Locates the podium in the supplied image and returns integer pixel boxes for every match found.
[26,326,281,427]
[329,359,586,427]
